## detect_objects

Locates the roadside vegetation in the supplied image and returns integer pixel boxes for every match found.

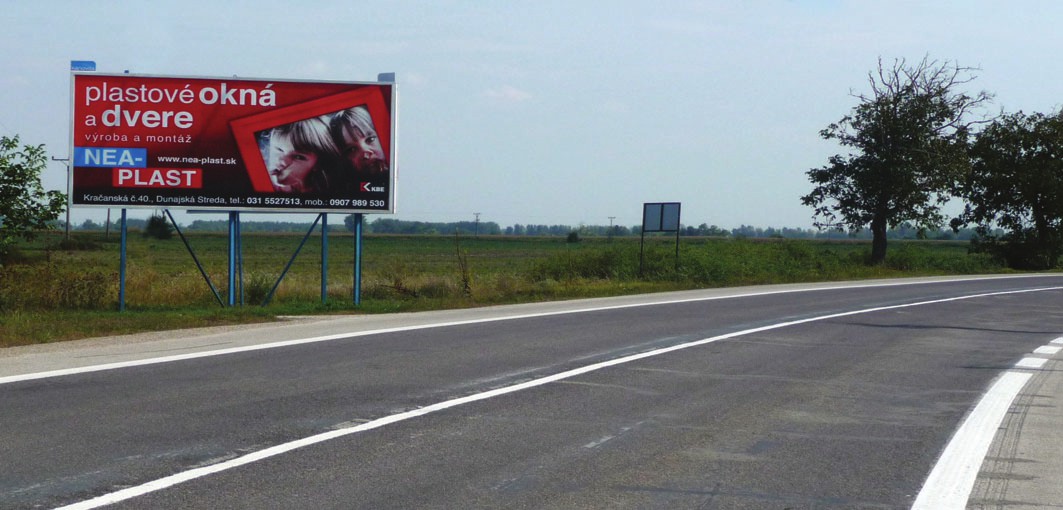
[0,229,1014,347]
[4,55,1063,347]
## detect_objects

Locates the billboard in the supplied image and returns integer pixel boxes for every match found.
[70,73,396,213]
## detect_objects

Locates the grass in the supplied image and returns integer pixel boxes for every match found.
[0,229,1025,347]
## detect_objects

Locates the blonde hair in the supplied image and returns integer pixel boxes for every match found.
[273,116,340,160]
[329,106,378,146]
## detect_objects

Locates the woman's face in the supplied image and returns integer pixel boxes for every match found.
[340,126,385,172]
[269,133,318,189]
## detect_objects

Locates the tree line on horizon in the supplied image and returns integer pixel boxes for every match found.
[4,57,1063,269]
[63,215,989,242]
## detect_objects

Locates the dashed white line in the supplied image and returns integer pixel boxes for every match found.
[1015,357,1049,370]
[54,286,1063,509]
[583,436,616,449]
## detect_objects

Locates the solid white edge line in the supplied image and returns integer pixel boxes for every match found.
[910,371,1034,510]
[3,276,1061,386]
[55,285,1063,509]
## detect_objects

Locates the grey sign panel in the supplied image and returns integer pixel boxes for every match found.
[642,202,681,232]
[662,203,680,231]
[643,204,662,232]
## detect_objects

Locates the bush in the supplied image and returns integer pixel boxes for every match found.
[52,237,102,251]
[964,231,1062,270]
[529,247,633,281]
[882,243,1002,272]
[0,245,26,266]
[144,215,174,240]
[244,271,275,305]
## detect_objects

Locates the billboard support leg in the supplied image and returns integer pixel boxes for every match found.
[119,209,127,312]
[354,213,363,306]
[228,212,238,307]
[165,209,225,307]
[237,213,244,306]
[321,214,328,304]
[262,214,323,306]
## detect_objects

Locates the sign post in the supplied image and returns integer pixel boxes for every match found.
[640,202,682,276]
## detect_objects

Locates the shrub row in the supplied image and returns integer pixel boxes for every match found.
[0,238,1013,312]
[0,264,115,310]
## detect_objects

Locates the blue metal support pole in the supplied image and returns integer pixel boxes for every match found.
[236,212,243,306]
[262,215,323,306]
[353,213,363,306]
[321,214,328,304]
[119,209,127,312]
[228,212,237,306]
[165,209,225,307]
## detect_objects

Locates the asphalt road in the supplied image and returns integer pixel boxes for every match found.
[2,275,1062,509]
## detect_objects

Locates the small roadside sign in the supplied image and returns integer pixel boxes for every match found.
[70,60,96,71]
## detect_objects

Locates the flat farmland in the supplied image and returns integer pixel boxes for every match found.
[0,229,1017,346]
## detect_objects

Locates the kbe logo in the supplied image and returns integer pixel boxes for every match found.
[360,182,385,193]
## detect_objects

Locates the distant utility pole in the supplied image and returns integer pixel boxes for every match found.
[608,216,616,241]
[52,156,70,238]
[474,212,481,237]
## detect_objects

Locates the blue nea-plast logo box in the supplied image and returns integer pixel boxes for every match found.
[74,147,148,168]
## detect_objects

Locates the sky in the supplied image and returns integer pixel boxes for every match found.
[3,0,1063,230]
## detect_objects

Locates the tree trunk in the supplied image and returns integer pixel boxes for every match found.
[870,214,888,265]
[1032,206,1057,269]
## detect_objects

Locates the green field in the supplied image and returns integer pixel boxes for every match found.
[0,229,1020,347]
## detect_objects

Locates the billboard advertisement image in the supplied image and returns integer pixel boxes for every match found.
[70,73,395,213]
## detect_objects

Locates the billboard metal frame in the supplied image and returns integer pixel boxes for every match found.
[115,210,364,311]
[71,70,397,310]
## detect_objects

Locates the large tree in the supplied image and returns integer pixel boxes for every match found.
[0,135,67,261]
[802,57,992,264]
[953,111,1063,269]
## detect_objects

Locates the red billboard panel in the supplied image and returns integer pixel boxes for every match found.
[70,73,396,213]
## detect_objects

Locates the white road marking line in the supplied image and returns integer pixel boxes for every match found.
[913,339,1063,509]
[54,286,1063,509]
[4,277,1060,385]
[1014,357,1049,370]
[1052,337,1063,345]
[583,436,616,449]
[911,371,1034,510]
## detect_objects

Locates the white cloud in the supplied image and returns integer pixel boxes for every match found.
[485,85,532,102]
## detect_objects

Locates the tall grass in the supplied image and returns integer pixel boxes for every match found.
[529,238,1003,288]
[0,231,1017,346]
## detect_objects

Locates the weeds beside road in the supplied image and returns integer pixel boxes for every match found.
[0,231,1022,347]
